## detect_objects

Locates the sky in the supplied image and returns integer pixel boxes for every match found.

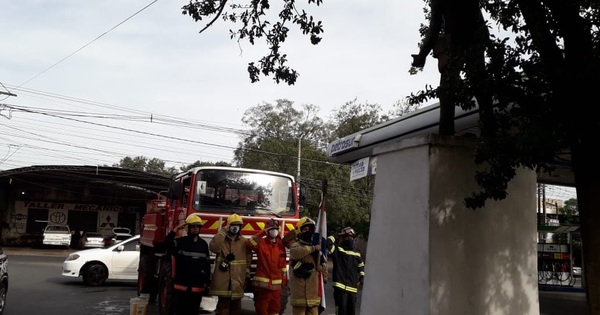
[0,0,441,168]
[0,1,576,200]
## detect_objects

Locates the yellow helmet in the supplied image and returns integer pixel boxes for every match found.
[296,217,315,231]
[227,213,243,226]
[185,213,203,233]
[186,213,203,225]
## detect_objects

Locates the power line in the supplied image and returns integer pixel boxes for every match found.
[19,0,160,86]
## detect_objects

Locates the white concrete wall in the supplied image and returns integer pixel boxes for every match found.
[360,135,539,315]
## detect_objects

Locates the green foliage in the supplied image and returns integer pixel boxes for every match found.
[182,0,324,85]
[180,160,232,172]
[114,156,176,177]
[410,1,600,209]
[234,98,393,239]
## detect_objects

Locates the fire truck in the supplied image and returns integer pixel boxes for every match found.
[138,166,303,315]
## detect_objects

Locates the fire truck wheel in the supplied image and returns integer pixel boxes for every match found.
[158,262,174,315]
[138,254,158,302]
[279,284,290,315]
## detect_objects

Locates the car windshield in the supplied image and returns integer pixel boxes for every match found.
[193,169,295,216]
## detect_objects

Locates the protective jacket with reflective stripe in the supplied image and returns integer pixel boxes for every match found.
[289,240,323,307]
[247,232,287,291]
[327,236,365,293]
[165,231,211,290]
[209,229,252,299]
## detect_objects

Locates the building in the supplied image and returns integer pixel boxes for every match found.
[0,165,170,245]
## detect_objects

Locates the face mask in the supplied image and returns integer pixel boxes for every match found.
[268,229,279,238]
[229,225,240,235]
[299,231,313,243]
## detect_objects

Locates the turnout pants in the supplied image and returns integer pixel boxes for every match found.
[172,290,202,315]
[254,288,282,315]
[333,288,357,315]
[216,297,242,315]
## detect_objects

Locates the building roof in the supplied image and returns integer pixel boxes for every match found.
[0,165,171,201]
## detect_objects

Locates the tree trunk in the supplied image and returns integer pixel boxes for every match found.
[572,137,600,314]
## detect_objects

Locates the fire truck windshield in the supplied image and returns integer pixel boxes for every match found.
[193,169,295,216]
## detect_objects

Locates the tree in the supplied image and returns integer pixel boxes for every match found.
[235,99,393,238]
[409,1,600,312]
[114,156,177,177]
[182,0,324,85]
[180,160,232,171]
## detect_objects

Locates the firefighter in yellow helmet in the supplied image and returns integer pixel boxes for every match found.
[289,216,326,315]
[164,213,211,315]
[209,213,252,315]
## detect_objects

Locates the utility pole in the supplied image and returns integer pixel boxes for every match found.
[297,138,301,199]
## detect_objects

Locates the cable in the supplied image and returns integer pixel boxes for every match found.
[19,0,160,86]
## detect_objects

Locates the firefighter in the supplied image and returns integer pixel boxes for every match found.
[209,213,252,315]
[289,217,326,315]
[247,218,287,315]
[327,227,365,315]
[164,213,211,315]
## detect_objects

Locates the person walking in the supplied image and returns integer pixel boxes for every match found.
[247,219,287,315]
[164,213,211,315]
[210,213,252,315]
[289,217,327,315]
[327,227,365,315]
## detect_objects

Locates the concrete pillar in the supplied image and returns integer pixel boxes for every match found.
[360,135,539,315]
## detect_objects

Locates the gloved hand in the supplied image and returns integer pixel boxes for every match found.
[226,253,236,262]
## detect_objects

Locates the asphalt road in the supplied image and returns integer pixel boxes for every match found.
[3,246,587,315]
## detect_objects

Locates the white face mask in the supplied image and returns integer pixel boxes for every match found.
[229,225,240,234]
[268,229,279,238]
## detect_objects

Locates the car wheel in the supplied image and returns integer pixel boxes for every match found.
[0,280,7,315]
[82,263,108,286]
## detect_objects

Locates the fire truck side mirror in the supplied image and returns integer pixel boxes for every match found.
[299,183,308,206]
[168,182,183,200]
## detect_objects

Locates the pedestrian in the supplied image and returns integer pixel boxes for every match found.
[289,217,327,315]
[247,219,287,315]
[327,227,365,315]
[210,213,252,315]
[164,213,211,315]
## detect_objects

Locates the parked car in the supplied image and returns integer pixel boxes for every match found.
[0,244,8,314]
[81,232,105,248]
[111,227,132,244]
[61,235,140,286]
[573,266,582,277]
[42,224,71,248]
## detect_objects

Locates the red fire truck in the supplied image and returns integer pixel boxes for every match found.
[138,166,302,315]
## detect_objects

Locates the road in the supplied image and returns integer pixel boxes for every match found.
[3,246,587,315]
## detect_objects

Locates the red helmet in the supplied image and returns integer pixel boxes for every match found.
[339,226,355,237]
[265,219,280,231]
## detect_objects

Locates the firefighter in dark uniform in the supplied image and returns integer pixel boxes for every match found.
[165,213,211,315]
[327,227,365,315]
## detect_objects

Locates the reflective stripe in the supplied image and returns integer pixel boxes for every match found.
[177,250,207,258]
[358,262,365,267]
[337,247,361,257]
[210,289,245,298]
[249,237,258,246]
[333,282,358,293]
[174,284,204,293]
[360,271,365,276]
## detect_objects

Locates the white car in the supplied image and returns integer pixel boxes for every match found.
[62,235,140,286]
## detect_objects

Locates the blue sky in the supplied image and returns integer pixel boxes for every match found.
[1,0,444,170]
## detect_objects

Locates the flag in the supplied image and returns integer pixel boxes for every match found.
[313,179,328,314]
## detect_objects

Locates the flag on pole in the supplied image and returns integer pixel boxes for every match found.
[313,179,328,314]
